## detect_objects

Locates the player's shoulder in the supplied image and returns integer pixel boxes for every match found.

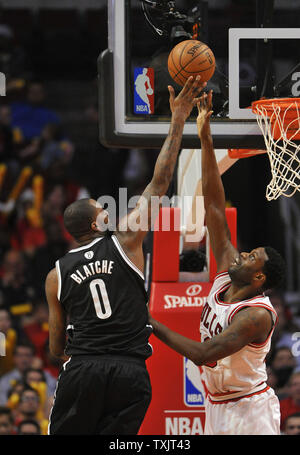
[45,267,58,287]
[213,271,231,287]
[207,271,231,300]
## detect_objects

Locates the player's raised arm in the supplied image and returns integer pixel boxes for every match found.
[116,76,206,249]
[197,91,238,272]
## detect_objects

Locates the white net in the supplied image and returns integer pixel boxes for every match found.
[253,99,300,201]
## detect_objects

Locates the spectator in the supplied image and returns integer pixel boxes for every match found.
[22,368,49,422]
[0,308,17,375]
[269,291,300,369]
[22,303,49,362]
[268,346,296,399]
[10,80,60,142]
[280,372,300,430]
[17,418,41,435]
[282,412,300,435]
[0,224,11,265]
[0,342,35,405]
[0,104,24,151]
[14,387,48,435]
[23,367,47,385]
[0,104,14,165]
[43,184,66,219]
[29,222,68,298]
[0,342,57,406]
[0,406,14,435]
[42,339,62,380]
[39,123,74,171]
[12,190,46,254]
[266,365,278,391]
[6,379,27,409]
[22,367,50,407]
[14,123,74,171]
[0,249,36,323]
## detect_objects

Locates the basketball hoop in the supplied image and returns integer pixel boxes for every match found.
[228,149,266,159]
[252,97,300,201]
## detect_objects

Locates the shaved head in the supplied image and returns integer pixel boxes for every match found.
[63,199,97,241]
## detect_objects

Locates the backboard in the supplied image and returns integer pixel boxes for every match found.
[98,0,300,149]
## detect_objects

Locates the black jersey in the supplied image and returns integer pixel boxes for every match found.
[55,234,153,359]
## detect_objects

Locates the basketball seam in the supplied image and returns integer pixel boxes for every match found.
[180,45,211,73]
[169,69,185,86]
[179,40,194,71]
[180,63,215,74]
[170,49,181,74]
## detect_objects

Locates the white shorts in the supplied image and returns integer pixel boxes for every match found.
[204,388,280,435]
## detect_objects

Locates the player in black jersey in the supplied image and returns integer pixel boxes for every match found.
[45,76,206,435]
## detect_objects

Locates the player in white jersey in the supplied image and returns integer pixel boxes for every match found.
[149,91,285,435]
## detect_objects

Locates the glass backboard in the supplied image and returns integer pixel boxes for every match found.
[98,0,300,149]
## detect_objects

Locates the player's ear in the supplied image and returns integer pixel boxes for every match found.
[253,272,266,287]
[91,221,99,232]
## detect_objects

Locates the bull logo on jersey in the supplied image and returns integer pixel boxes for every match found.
[184,358,205,406]
[84,251,94,260]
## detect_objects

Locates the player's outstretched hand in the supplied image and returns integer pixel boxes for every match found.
[197,90,213,138]
[168,76,207,122]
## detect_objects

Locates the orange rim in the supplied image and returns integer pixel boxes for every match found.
[228,149,267,159]
[252,97,300,115]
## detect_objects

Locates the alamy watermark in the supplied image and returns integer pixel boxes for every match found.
[0,73,6,96]
[292,332,300,358]
[0,332,5,357]
[292,72,300,97]
[96,189,205,242]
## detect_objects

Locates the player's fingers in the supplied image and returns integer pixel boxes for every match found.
[189,76,203,96]
[180,76,195,96]
[192,79,207,97]
[207,90,213,108]
[168,85,175,108]
[193,94,206,107]
[168,85,175,99]
[193,97,201,107]
[196,93,205,111]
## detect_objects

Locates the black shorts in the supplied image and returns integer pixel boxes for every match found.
[48,354,152,435]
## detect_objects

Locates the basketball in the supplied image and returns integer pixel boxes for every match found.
[168,39,216,86]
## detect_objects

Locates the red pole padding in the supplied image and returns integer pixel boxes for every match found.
[152,207,181,282]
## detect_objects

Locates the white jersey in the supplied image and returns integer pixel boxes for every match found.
[200,271,278,403]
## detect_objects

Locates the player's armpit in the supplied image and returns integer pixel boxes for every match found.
[117,181,161,242]
[114,182,159,273]
[45,268,68,361]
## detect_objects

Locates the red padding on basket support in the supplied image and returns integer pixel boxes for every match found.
[152,207,180,282]
[209,207,237,282]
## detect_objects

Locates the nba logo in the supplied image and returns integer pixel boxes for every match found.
[183,357,205,406]
[134,67,154,114]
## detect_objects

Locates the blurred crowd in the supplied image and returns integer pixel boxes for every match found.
[0,3,299,437]
[0,76,87,435]
[0,5,157,436]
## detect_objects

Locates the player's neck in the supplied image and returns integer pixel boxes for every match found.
[223,283,263,303]
[76,232,105,247]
